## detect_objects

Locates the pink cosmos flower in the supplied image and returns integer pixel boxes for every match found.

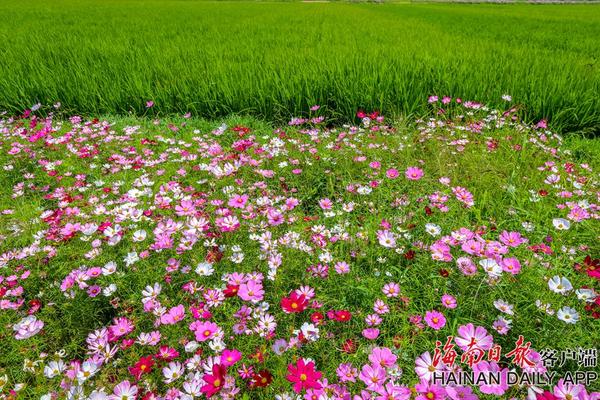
[362,328,380,340]
[473,361,508,395]
[553,379,583,400]
[336,363,358,383]
[376,382,411,400]
[499,230,527,247]
[175,200,196,216]
[109,380,138,400]
[359,363,387,391]
[13,315,44,340]
[110,317,134,338]
[415,352,446,382]
[445,386,478,400]
[238,280,264,303]
[160,304,185,325]
[502,257,522,275]
[456,256,477,275]
[215,215,240,232]
[405,166,424,180]
[368,347,397,369]
[318,198,333,210]
[220,349,242,367]
[386,168,399,179]
[424,310,446,330]
[190,320,218,342]
[228,194,248,209]
[334,261,350,274]
[382,282,400,297]
[455,323,494,351]
[441,294,457,309]
[415,380,446,400]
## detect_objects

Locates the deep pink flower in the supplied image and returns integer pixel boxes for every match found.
[221,349,242,367]
[286,359,322,393]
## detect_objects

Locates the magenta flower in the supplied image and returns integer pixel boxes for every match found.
[386,168,399,179]
[415,380,446,400]
[286,358,322,394]
[228,194,249,209]
[220,349,242,366]
[445,386,478,400]
[318,198,333,210]
[424,310,446,330]
[375,382,411,400]
[405,166,424,180]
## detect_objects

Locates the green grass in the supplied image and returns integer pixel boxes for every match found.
[1,1,599,133]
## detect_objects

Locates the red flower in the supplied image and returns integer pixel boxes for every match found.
[281,292,308,314]
[286,359,322,394]
[583,256,600,280]
[201,363,226,397]
[223,284,239,298]
[310,312,324,324]
[251,369,273,387]
[536,391,559,400]
[341,338,357,354]
[333,310,352,322]
[129,356,154,380]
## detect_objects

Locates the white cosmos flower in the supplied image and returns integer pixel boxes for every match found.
[102,261,117,275]
[195,262,214,276]
[132,230,147,242]
[103,284,117,296]
[76,361,99,382]
[575,288,596,302]
[184,341,200,353]
[162,362,184,384]
[44,360,66,378]
[425,223,442,237]
[548,275,572,294]
[557,306,579,324]
[480,258,502,277]
[123,252,139,266]
[552,218,571,230]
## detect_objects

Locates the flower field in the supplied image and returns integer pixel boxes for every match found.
[0,97,598,399]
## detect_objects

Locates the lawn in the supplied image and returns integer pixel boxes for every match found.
[0,1,600,133]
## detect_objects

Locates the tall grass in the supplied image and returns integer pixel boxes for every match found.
[0,0,599,132]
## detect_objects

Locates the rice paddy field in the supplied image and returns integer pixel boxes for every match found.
[1,1,600,400]
[1,1,600,133]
